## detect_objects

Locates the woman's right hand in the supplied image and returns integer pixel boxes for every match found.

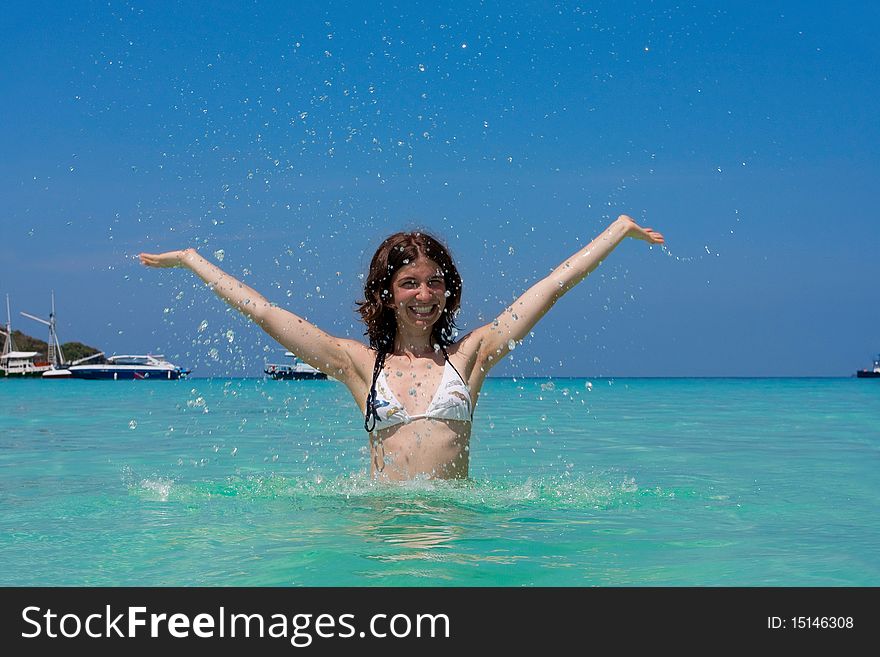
[138,248,196,269]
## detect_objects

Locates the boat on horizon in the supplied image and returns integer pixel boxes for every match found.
[68,354,191,380]
[3,292,190,381]
[856,354,880,378]
[264,352,328,380]
[18,292,105,379]
[1,294,52,377]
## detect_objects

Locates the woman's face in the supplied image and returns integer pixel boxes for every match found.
[389,256,447,333]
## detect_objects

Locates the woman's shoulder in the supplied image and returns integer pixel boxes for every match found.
[338,338,377,363]
[449,324,507,373]
[446,331,484,363]
[446,332,493,391]
[450,325,494,352]
[328,339,381,391]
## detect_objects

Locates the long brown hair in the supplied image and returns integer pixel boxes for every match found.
[356,231,462,353]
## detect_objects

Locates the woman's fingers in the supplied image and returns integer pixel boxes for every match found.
[138,251,182,268]
[631,227,664,244]
[646,229,664,244]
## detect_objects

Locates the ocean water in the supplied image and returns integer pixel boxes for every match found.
[1,377,877,586]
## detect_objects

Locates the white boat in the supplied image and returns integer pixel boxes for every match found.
[42,367,73,379]
[0,349,49,377]
[68,354,191,380]
[264,351,328,380]
[1,294,51,377]
[856,354,880,379]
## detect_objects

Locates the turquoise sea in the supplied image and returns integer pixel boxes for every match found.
[1,377,877,586]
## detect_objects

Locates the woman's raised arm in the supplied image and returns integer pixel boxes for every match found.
[470,215,664,372]
[138,248,366,383]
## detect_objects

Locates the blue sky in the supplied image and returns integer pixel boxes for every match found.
[2,1,878,377]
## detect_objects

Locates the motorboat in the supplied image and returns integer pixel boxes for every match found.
[264,351,328,380]
[856,354,880,378]
[68,354,191,380]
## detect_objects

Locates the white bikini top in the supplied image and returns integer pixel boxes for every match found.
[369,360,472,429]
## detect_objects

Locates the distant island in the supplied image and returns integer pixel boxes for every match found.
[8,330,103,363]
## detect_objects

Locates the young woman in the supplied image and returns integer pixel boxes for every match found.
[139,214,663,481]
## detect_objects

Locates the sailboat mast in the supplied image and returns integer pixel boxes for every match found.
[46,291,63,366]
[2,293,17,356]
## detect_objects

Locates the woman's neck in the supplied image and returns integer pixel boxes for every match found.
[393,332,435,357]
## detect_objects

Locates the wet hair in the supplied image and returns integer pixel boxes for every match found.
[357,231,463,433]
[356,231,462,352]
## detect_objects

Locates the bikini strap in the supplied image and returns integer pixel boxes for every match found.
[439,344,473,419]
[440,344,467,376]
[439,344,467,388]
[364,349,387,433]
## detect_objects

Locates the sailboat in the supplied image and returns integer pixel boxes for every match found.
[0,294,50,377]
[20,292,104,379]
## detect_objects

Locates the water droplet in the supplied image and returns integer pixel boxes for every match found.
[198,320,208,333]
[128,420,137,430]
[507,339,517,351]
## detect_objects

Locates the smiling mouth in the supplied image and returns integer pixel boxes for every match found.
[407,305,438,319]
